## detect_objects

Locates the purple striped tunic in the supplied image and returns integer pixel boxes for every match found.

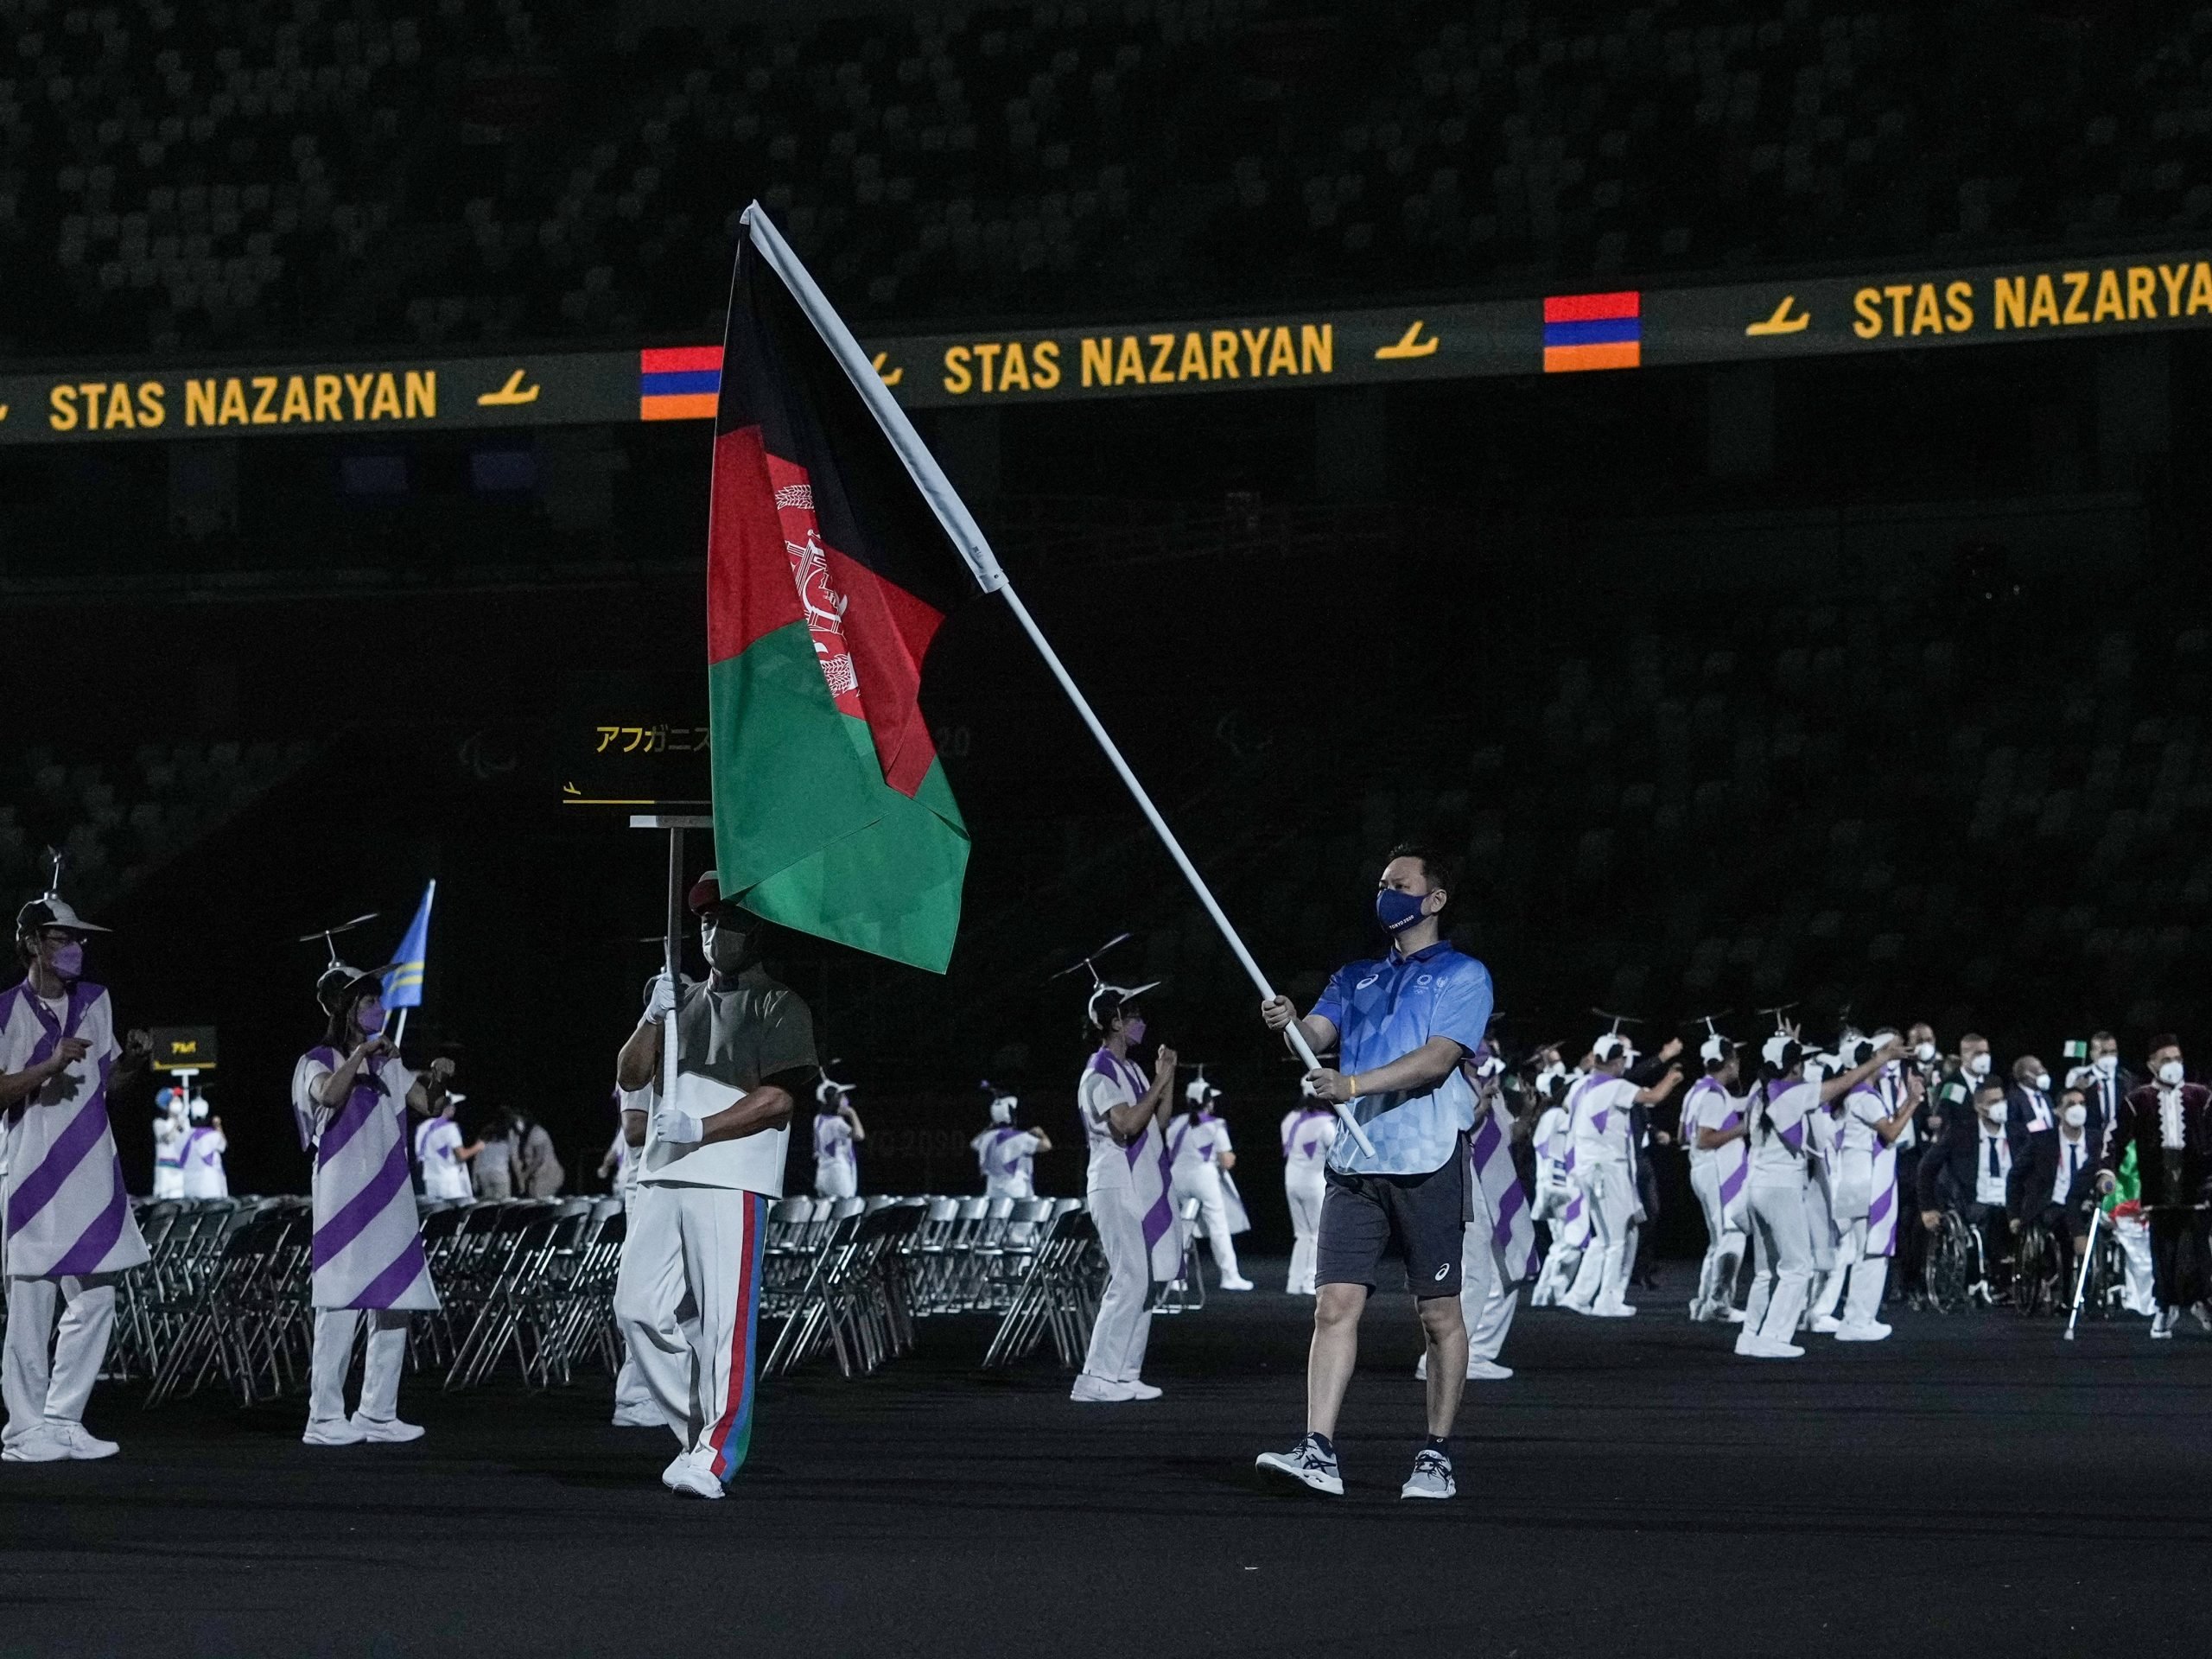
[0,980,148,1279]
[293,1046,438,1312]
[1081,1049,1179,1281]
[1469,1096,1537,1281]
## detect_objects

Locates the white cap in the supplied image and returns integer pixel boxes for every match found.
[1593,1033,1628,1062]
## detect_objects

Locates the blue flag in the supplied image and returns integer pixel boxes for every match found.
[383,880,436,1010]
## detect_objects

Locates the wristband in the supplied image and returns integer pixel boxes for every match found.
[1346,1073,1359,1098]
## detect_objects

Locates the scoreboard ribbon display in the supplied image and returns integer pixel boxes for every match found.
[5,248,2209,443]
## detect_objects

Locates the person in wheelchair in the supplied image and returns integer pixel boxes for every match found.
[2006,1084,2103,1270]
[1917,1082,2015,1299]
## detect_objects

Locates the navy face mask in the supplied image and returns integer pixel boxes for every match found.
[1375,887,1428,932]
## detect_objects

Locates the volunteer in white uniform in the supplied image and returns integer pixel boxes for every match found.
[613,874,817,1497]
[1419,1048,1535,1382]
[1735,1030,1898,1359]
[151,1089,188,1199]
[1529,1072,1590,1307]
[1280,1083,1338,1295]
[972,1086,1052,1199]
[1560,1034,1654,1317]
[811,1072,863,1199]
[0,887,152,1463]
[1809,1031,1916,1340]
[607,1080,659,1429]
[414,1101,476,1202]
[292,955,452,1445]
[179,1114,229,1199]
[1685,1037,1749,1322]
[1071,977,1178,1403]
[1167,1078,1253,1290]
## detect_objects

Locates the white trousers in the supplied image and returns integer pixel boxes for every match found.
[3,1274,118,1445]
[1079,1183,1153,1385]
[152,1166,185,1200]
[613,1183,766,1480]
[1459,1222,1521,1363]
[1810,1217,1867,1322]
[816,1163,856,1200]
[1745,1179,1814,1348]
[1690,1161,1748,1315]
[1565,1160,1636,1311]
[1172,1164,1242,1281]
[308,1306,409,1426]
[1842,1254,1890,1327]
[2115,1215,2156,1315]
[1285,1172,1325,1294]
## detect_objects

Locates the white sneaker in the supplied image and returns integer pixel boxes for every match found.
[1122,1380,1162,1401]
[1399,1446,1456,1500]
[611,1402,665,1428]
[1218,1276,1255,1291]
[1811,1314,1842,1334]
[664,1452,724,1500]
[1589,1301,1637,1319]
[45,1422,118,1460]
[1745,1340,1804,1359]
[1834,1322,1891,1342]
[302,1417,368,1447]
[1560,1299,1595,1316]
[1465,1359,1513,1381]
[2,1427,69,1463]
[1414,1353,1428,1381]
[350,1414,425,1444]
[1255,1433,1343,1497]
[1722,1306,1746,1324]
[1070,1373,1135,1403]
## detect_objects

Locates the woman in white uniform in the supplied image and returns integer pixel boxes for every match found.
[1529,1078,1590,1306]
[414,1102,477,1203]
[1071,978,1178,1404]
[1684,1038,1749,1322]
[1166,1078,1253,1290]
[1735,1030,1898,1358]
[179,1116,229,1199]
[1809,1031,1916,1338]
[1280,1084,1338,1295]
[972,1086,1052,1199]
[291,958,454,1444]
[810,1073,863,1199]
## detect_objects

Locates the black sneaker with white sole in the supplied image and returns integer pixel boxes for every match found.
[1255,1433,1344,1496]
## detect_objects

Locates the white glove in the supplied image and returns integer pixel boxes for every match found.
[642,971,678,1025]
[652,1103,704,1147]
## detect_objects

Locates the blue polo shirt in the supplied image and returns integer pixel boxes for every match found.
[1311,940,1494,1177]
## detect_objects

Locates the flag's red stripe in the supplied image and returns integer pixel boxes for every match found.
[642,345,725,373]
[708,426,804,663]
[1542,290,1640,322]
[819,541,944,799]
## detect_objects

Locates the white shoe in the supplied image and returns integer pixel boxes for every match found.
[1122,1380,1162,1401]
[1219,1275,1255,1291]
[1834,1322,1891,1342]
[350,1414,425,1444]
[302,1417,368,1447]
[611,1403,664,1428]
[1589,1301,1637,1319]
[1744,1340,1804,1359]
[1414,1353,1428,1381]
[1465,1359,1513,1381]
[1811,1314,1842,1334]
[1721,1306,1746,1324]
[2,1427,69,1463]
[664,1452,724,1500]
[1560,1299,1595,1316]
[45,1422,118,1460]
[1070,1373,1135,1403]
[2152,1308,2177,1340]
[1255,1433,1343,1497]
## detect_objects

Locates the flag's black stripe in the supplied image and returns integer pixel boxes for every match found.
[718,237,969,619]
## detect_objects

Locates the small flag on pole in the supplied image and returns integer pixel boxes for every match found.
[382,880,436,1009]
[704,221,977,972]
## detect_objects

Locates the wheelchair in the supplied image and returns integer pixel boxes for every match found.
[2010,1217,2068,1318]
[1923,1206,2007,1313]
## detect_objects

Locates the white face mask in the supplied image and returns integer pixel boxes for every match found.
[2031,1072,2050,1093]
[1915,1041,1937,1065]
[2092,1053,2118,1078]
[1967,1052,1992,1077]
[2062,1104,2088,1128]
[1981,1101,2008,1123]
[2158,1059,2185,1087]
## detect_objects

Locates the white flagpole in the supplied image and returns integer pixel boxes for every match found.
[741,205,1374,1156]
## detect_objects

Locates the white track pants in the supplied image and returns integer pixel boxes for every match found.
[1745,1179,1814,1350]
[1690,1162,1747,1316]
[1842,1254,1890,1326]
[1810,1217,1866,1322]
[1173,1165,1242,1282]
[1564,1160,1636,1312]
[1285,1172,1324,1294]
[3,1274,118,1446]
[815,1163,856,1200]
[1079,1183,1153,1386]
[308,1306,409,1427]
[613,1183,767,1482]
[2115,1214,2156,1315]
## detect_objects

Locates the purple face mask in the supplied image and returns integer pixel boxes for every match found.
[49,939,85,978]
[354,995,387,1035]
[1122,1016,1147,1046]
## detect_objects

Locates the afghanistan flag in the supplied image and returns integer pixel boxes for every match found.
[705,210,976,972]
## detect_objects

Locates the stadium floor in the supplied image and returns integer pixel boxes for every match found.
[4,1258,2209,1657]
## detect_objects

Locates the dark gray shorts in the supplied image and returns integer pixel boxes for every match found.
[1315,1142,1469,1298]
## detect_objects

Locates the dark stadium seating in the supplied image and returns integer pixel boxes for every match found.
[16,0,2212,354]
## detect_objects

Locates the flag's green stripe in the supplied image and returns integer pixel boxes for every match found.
[709,620,967,975]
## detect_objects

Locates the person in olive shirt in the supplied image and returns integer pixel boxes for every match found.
[613,873,817,1499]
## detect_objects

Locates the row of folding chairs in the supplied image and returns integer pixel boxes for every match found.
[137,1198,316,1407]
[419,1198,625,1391]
